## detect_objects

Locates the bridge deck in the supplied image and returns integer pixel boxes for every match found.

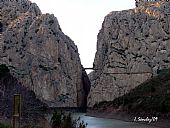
[84,67,152,74]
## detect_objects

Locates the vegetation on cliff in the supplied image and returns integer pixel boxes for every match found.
[0,123,11,128]
[94,69,170,118]
[0,64,9,78]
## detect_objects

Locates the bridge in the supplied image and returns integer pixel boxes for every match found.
[84,67,152,74]
[84,68,94,70]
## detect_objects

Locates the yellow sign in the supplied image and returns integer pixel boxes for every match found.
[14,94,21,116]
[13,94,21,128]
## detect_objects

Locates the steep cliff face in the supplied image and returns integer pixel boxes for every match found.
[88,0,170,107]
[92,68,170,122]
[0,0,90,107]
[0,65,48,121]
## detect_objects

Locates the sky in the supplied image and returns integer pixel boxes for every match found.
[30,0,135,72]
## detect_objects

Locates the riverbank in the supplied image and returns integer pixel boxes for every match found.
[86,109,170,128]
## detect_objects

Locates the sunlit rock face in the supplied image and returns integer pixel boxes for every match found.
[88,0,170,107]
[0,0,90,107]
[135,0,166,7]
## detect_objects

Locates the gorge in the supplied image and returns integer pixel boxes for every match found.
[0,0,170,127]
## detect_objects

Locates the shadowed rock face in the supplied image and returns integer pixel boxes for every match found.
[0,0,90,107]
[88,0,170,107]
[0,22,3,33]
[0,71,48,121]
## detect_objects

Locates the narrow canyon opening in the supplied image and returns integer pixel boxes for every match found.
[81,69,91,111]
[0,22,3,33]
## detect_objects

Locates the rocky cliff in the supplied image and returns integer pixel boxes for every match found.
[88,0,170,107]
[90,69,170,128]
[0,0,90,107]
[0,64,48,123]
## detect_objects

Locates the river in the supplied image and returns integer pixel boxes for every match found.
[72,113,159,128]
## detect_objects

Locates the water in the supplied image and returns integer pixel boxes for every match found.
[73,113,159,128]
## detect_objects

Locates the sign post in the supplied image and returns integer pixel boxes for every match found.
[13,94,21,128]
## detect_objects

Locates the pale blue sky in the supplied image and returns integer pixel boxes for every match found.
[30,0,135,71]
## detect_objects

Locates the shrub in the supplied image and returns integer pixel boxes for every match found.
[0,123,12,128]
[51,111,87,128]
[51,111,62,128]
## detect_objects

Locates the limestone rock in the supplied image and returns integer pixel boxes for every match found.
[0,0,90,107]
[88,0,170,107]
